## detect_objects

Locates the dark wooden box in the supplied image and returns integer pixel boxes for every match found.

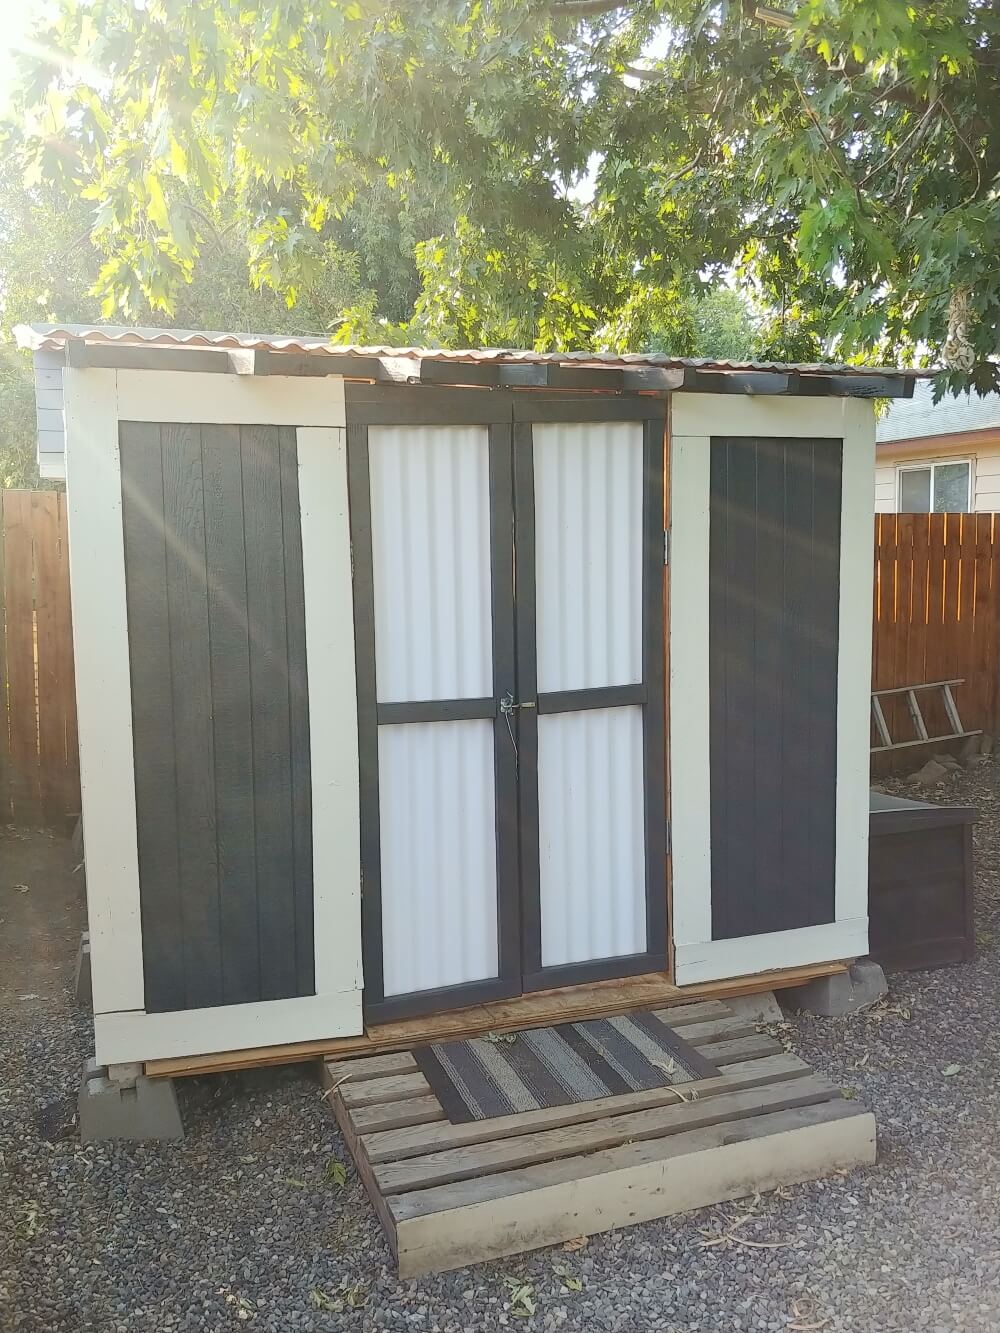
[869,791,976,973]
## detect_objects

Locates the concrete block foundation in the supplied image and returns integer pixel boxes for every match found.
[780,961,888,1017]
[78,1058,184,1143]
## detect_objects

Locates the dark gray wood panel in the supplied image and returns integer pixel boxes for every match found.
[202,424,259,1005]
[121,423,184,1010]
[709,436,842,941]
[120,421,314,1013]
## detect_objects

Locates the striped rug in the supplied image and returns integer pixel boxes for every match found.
[413,1012,720,1123]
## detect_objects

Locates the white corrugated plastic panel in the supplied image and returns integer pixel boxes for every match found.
[532,421,644,693]
[537,706,646,967]
[378,720,499,996]
[368,424,493,703]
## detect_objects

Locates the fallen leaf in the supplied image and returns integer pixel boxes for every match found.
[942,1063,962,1077]
[326,1159,348,1187]
[562,1235,588,1251]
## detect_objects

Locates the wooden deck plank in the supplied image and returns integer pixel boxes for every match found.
[326,1051,417,1082]
[390,1101,875,1276]
[338,1071,432,1108]
[361,1053,813,1164]
[703,1034,782,1064]
[348,1096,446,1135]
[658,1015,753,1044]
[374,1075,841,1194]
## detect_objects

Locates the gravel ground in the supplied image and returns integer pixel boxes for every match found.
[3,760,1000,1333]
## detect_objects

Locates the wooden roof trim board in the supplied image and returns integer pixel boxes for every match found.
[15,322,921,397]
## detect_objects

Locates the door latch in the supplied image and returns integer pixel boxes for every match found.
[499,692,536,715]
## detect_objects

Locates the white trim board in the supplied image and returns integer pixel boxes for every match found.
[674,919,869,987]
[95,992,363,1066]
[63,367,362,1065]
[667,395,874,986]
[115,369,346,425]
[297,427,363,997]
[64,369,144,1014]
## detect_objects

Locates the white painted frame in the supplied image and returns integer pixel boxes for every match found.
[669,394,874,985]
[63,369,362,1064]
[896,457,973,513]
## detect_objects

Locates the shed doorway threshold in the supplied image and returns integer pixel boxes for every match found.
[144,960,846,1080]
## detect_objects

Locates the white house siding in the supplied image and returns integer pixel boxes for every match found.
[874,432,1000,513]
[874,463,896,512]
[875,381,1000,513]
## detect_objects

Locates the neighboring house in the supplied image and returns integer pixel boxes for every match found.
[875,379,1000,512]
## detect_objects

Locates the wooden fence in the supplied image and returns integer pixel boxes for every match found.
[0,490,79,826]
[872,512,1000,764]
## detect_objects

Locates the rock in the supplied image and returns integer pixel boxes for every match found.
[912,758,948,786]
[965,754,989,769]
[960,735,981,761]
[980,734,994,755]
[932,753,962,771]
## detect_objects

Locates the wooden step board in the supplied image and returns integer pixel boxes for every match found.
[322,1000,877,1276]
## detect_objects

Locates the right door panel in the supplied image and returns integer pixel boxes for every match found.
[516,410,667,989]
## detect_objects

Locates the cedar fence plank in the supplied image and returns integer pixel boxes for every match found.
[3,492,41,823]
[0,493,9,822]
[54,493,79,817]
[31,492,65,820]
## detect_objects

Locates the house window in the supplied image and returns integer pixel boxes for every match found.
[897,461,971,513]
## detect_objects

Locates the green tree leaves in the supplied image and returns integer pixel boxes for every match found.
[3,0,998,383]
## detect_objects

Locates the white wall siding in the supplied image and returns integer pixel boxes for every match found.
[537,706,646,967]
[874,464,895,512]
[378,720,499,996]
[533,422,643,692]
[369,425,493,702]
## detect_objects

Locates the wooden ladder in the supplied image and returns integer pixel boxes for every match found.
[871,679,981,754]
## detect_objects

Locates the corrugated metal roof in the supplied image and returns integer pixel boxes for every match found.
[14,322,925,379]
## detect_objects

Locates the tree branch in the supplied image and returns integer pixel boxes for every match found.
[550,0,631,16]
[624,63,665,83]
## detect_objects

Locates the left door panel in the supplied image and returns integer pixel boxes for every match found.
[350,413,520,1021]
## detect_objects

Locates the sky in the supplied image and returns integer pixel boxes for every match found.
[0,0,40,113]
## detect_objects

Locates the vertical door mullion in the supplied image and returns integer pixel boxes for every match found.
[512,420,542,977]
[642,418,668,963]
[489,422,522,988]
[346,423,385,1005]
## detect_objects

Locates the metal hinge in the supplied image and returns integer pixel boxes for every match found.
[663,530,670,566]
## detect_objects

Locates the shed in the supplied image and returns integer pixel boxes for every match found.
[16,324,917,1072]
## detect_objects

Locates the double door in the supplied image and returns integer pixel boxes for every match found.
[348,390,666,1020]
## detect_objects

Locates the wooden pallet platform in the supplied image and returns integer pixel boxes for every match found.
[322,999,876,1277]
